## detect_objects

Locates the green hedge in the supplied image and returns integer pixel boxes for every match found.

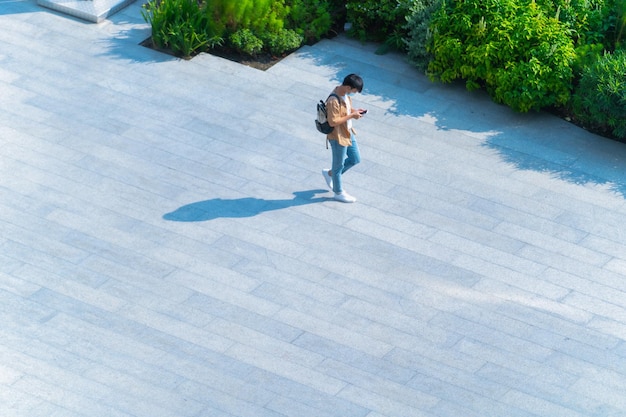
[400,0,626,138]
[426,0,576,112]
[404,0,442,71]
[571,49,626,140]
[141,0,222,58]
[142,0,336,58]
[345,0,414,51]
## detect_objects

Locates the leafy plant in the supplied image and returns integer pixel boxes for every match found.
[205,0,287,36]
[572,42,607,77]
[263,28,304,55]
[230,28,264,56]
[286,0,333,43]
[142,0,221,58]
[346,0,414,51]
[428,0,576,112]
[611,0,626,48]
[207,0,308,56]
[404,0,442,71]
[571,49,626,139]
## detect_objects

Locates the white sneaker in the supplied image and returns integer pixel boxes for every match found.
[322,169,333,190]
[334,191,356,203]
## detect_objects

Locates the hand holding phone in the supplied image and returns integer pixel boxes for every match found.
[359,109,368,115]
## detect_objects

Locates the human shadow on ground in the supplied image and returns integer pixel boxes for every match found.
[163,189,329,222]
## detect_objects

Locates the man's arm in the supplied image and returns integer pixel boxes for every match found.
[327,98,361,127]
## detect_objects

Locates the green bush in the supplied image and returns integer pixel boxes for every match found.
[541,0,622,80]
[141,0,221,58]
[286,0,333,43]
[143,0,316,58]
[571,49,626,140]
[346,0,414,51]
[428,0,576,112]
[326,0,349,30]
[572,42,607,78]
[229,27,303,56]
[404,0,442,71]
[205,0,287,36]
[230,28,264,56]
[568,0,626,50]
[215,0,313,57]
[615,0,626,48]
[263,28,304,55]
[538,0,610,44]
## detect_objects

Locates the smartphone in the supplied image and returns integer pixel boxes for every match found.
[360,109,368,114]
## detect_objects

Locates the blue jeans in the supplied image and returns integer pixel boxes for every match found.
[330,133,360,194]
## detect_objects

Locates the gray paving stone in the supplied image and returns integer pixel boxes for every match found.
[295,332,416,383]
[588,316,626,341]
[0,386,51,417]
[429,312,555,362]
[275,307,393,358]
[336,383,435,417]
[496,299,620,350]
[3,1,626,416]
[501,389,589,417]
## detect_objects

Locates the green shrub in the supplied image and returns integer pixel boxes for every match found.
[286,0,333,43]
[326,0,348,30]
[610,0,626,49]
[141,0,221,58]
[428,0,576,112]
[571,49,626,139]
[346,0,414,51]
[538,0,610,44]
[530,0,624,77]
[263,28,304,55]
[572,42,607,77]
[206,0,287,36]
[230,28,264,56]
[142,0,341,58]
[404,0,442,71]
[567,0,626,50]
[209,0,309,56]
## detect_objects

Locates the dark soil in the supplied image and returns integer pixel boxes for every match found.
[209,46,284,71]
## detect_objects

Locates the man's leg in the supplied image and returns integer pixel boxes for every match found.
[342,134,361,174]
[330,140,347,194]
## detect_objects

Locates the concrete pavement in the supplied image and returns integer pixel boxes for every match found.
[2,1,626,416]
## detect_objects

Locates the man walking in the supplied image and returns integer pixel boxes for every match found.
[322,74,366,203]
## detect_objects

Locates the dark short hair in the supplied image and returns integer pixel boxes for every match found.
[342,73,363,93]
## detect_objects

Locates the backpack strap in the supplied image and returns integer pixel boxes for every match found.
[324,93,342,149]
[327,92,341,105]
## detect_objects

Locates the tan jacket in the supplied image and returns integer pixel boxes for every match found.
[326,94,356,147]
